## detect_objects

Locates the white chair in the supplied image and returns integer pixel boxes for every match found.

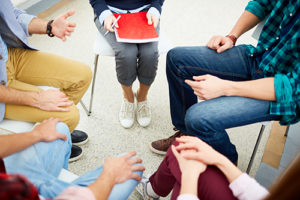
[80,30,173,116]
[0,86,78,182]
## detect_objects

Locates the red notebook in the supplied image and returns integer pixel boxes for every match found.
[113,12,159,43]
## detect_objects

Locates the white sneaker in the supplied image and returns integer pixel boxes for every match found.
[136,176,160,200]
[136,100,151,127]
[119,98,135,128]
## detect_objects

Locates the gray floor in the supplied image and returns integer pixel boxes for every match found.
[25,0,273,199]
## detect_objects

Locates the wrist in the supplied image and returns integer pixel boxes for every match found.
[225,34,237,46]
[28,129,43,143]
[223,80,235,96]
[25,91,40,108]
[46,20,55,37]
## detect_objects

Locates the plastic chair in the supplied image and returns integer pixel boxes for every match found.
[80,30,173,116]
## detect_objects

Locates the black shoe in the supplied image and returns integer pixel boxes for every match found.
[69,145,83,162]
[71,130,89,145]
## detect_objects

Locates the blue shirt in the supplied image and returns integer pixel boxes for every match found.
[0,0,35,122]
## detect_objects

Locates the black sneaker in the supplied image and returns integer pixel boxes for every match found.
[69,145,83,162]
[71,130,89,145]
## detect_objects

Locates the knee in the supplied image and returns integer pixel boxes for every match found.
[56,122,71,139]
[61,106,80,132]
[185,104,212,134]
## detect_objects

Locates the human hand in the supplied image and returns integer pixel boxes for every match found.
[146,12,159,28]
[32,118,67,142]
[175,136,222,166]
[185,75,230,100]
[206,35,234,53]
[104,14,119,33]
[103,151,145,184]
[171,145,207,177]
[37,89,73,112]
[52,10,76,41]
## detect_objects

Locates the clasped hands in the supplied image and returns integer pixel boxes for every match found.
[172,136,222,177]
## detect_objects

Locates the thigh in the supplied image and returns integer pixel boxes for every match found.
[4,123,72,198]
[5,101,79,132]
[7,48,91,90]
[167,45,257,81]
[186,96,281,132]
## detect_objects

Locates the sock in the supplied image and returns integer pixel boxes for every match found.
[146,182,159,198]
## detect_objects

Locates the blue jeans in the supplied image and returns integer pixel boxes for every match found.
[166,45,281,163]
[4,122,142,199]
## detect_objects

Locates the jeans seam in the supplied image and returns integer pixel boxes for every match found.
[177,65,249,79]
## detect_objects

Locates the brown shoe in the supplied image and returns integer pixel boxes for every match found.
[150,128,185,155]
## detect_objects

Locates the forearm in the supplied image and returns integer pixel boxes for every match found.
[0,85,39,107]
[28,17,49,34]
[224,78,276,101]
[0,131,41,158]
[215,154,243,183]
[180,172,199,196]
[88,171,115,200]
[229,11,261,38]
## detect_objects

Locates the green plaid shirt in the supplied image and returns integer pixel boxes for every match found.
[245,0,300,125]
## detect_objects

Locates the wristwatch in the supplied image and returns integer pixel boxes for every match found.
[46,20,55,37]
[226,34,237,46]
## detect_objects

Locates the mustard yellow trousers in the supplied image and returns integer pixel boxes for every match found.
[5,48,92,132]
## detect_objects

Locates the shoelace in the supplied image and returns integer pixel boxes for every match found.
[137,103,150,118]
[121,101,134,118]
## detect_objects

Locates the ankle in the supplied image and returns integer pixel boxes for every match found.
[146,182,159,198]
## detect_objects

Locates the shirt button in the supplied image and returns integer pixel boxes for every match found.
[265,48,269,51]
[0,80,6,85]
[290,13,293,16]
[250,54,254,57]
[279,26,282,29]
[276,37,279,40]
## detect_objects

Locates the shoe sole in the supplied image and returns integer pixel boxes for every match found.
[72,137,89,146]
[68,152,83,162]
[149,143,167,155]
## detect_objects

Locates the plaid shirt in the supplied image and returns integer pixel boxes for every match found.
[245,0,300,125]
[0,159,40,200]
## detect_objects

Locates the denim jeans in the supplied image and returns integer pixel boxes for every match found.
[166,45,281,163]
[4,122,142,199]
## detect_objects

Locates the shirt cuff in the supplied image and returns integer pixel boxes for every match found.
[274,74,293,103]
[148,7,161,19]
[229,173,269,200]
[177,194,199,200]
[99,9,113,26]
[17,14,36,36]
[245,1,266,20]
[55,186,96,200]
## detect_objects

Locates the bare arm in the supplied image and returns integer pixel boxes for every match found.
[88,152,145,200]
[0,85,73,112]
[186,75,276,101]
[0,118,67,158]
[229,11,261,38]
[207,11,261,53]
[28,10,76,41]
[0,85,38,107]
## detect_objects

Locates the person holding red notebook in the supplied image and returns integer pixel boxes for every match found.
[90,0,164,128]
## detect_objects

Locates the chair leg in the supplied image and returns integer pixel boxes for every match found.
[246,124,266,174]
[80,54,99,116]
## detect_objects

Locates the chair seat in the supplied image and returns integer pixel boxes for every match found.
[93,29,173,56]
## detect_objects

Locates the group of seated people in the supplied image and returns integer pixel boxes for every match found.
[0,0,299,199]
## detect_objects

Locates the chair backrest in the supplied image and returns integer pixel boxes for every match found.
[93,29,173,56]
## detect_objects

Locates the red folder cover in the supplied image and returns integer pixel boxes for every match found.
[113,12,159,43]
